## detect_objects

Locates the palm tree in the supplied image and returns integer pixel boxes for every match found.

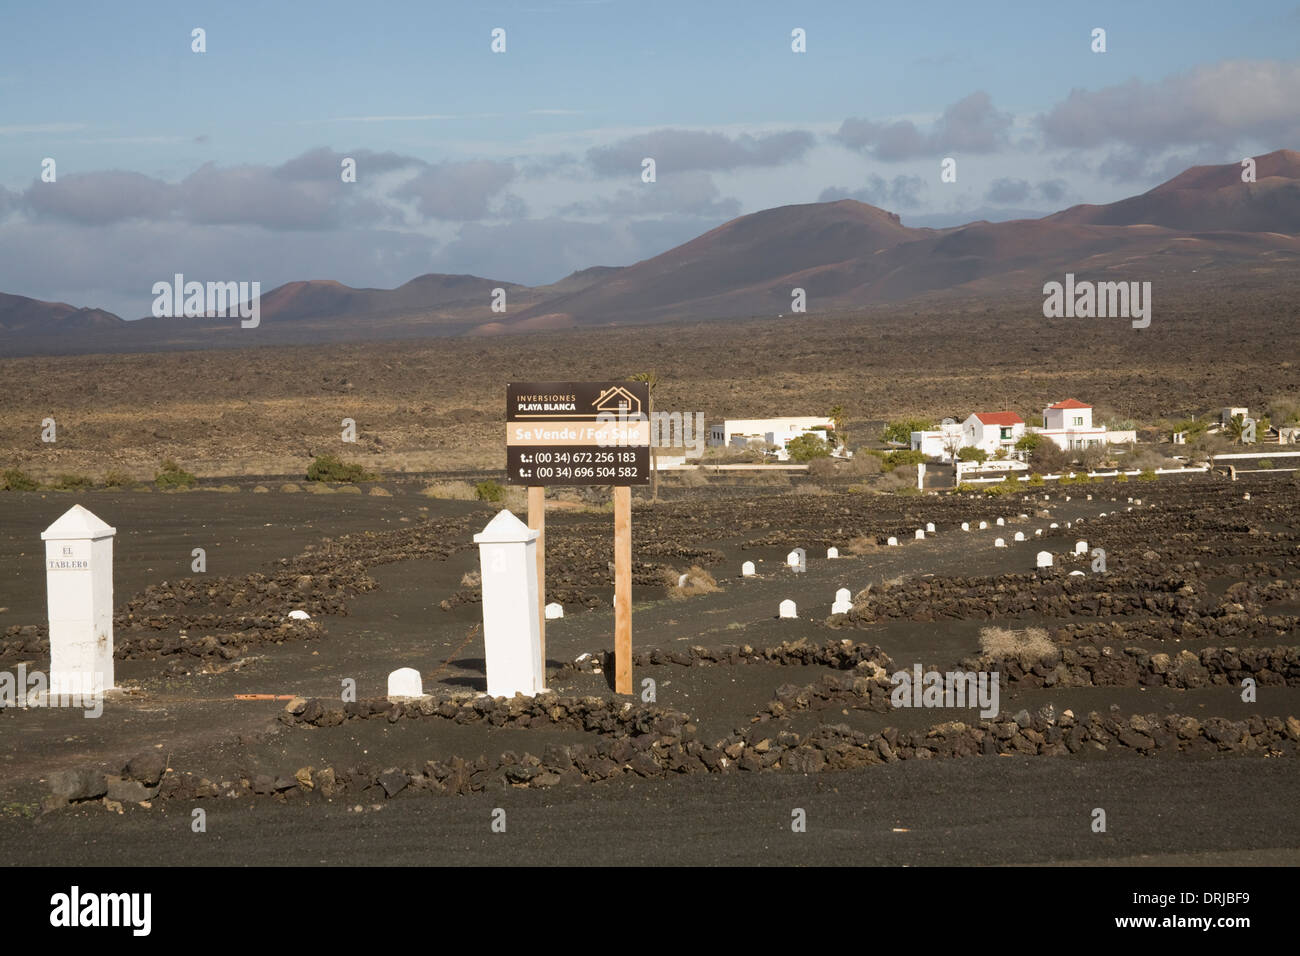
[631,371,661,500]
[828,404,846,451]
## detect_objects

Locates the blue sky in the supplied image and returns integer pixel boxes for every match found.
[1,0,1298,316]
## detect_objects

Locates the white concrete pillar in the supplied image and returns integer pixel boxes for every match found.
[387,667,423,699]
[42,505,115,696]
[473,510,544,698]
[916,462,926,491]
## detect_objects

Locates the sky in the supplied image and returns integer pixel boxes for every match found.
[1,0,1298,318]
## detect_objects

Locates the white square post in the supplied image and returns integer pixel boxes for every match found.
[474,510,544,698]
[42,505,116,696]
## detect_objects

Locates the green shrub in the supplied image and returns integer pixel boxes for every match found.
[957,447,988,463]
[102,470,134,488]
[1028,472,1045,486]
[51,473,94,490]
[305,454,377,483]
[0,468,40,491]
[475,479,506,502]
[1058,474,1075,485]
[156,459,198,489]
[786,433,831,462]
[1137,469,1158,482]
[881,449,927,471]
[1014,433,1043,452]
[1259,459,1274,469]
[954,482,980,494]
[881,419,935,445]
[1115,472,1129,483]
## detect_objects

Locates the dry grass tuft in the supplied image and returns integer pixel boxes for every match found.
[978,625,1055,665]
[662,565,721,600]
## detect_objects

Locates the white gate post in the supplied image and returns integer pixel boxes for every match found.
[42,504,116,696]
[473,510,544,698]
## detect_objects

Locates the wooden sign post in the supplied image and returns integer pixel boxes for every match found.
[527,485,545,666]
[505,381,650,695]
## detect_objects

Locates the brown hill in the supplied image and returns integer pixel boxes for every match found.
[1045,149,1300,233]
[0,292,124,334]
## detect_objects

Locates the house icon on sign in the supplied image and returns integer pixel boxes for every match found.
[592,385,642,417]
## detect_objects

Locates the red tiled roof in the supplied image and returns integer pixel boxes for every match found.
[1048,399,1091,409]
[974,412,1024,426]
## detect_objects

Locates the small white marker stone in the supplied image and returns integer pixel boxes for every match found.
[779,599,797,619]
[926,522,935,533]
[545,602,564,619]
[742,561,756,577]
[994,538,1006,548]
[827,547,839,559]
[387,667,423,699]
[961,522,970,531]
[978,521,988,530]
[915,529,925,540]
[996,517,1005,526]
[1069,570,1085,577]
[288,609,311,621]
[887,536,899,546]
[1036,551,1053,568]
[1074,540,1088,554]
[1014,531,1025,541]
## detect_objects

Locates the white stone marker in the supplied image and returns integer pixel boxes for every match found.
[1127,497,1133,503]
[473,510,544,698]
[787,550,802,569]
[1065,496,1071,502]
[832,588,852,615]
[996,517,1005,526]
[1086,494,1092,501]
[1036,551,1053,568]
[827,547,839,559]
[1243,493,1251,501]
[979,521,988,530]
[1134,499,1142,505]
[1014,531,1025,541]
[887,536,899,546]
[1099,512,1107,518]
[779,599,797,619]
[994,538,1006,548]
[961,522,970,531]
[288,609,311,621]
[926,522,936,533]
[678,573,689,587]
[1069,570,1085,577]
[545,602,564,620]
[1074,540,1088,555]
[915,529,925,540]
[387,667,423,699]
[1050,522,1058,529]
[1035,529,1043,536]
[742,561,756,577]
[42,505,116,696]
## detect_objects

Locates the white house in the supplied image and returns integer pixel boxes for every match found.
[911,419,964,460]
[962,412,1025,456]
[1029,399,1136,450]
[708,417,835,461]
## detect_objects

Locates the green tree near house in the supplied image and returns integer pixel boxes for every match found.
[786,432,832,462]
[881,418,935,445]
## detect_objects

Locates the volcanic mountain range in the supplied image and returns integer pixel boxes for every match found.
[3,149,1298,354]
